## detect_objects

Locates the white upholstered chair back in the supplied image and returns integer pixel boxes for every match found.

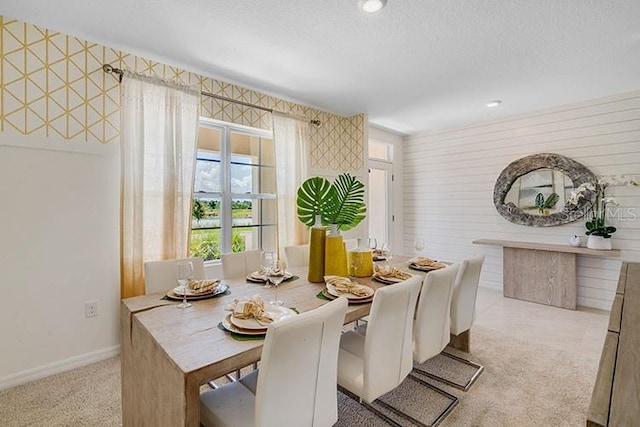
[220,249,262,280]
[338,275,421,403]
[256,296,347,427]
[284,244,310,268]
[450,254,485,336]
[143,257,205,295]
[413,263,460,363]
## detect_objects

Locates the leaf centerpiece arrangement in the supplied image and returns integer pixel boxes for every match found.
[296,173,366,231]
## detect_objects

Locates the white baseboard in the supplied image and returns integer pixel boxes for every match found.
[0,345,121,391]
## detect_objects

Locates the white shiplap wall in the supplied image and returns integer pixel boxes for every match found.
[403,91,640,310]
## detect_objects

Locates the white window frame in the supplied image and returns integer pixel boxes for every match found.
[193,118,275,262]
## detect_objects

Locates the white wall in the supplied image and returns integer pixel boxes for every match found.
[403,91,640,310]
[0,133,121,390]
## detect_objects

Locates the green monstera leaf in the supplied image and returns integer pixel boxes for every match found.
[296,176,335,227]
[296,173,366,231]
[325,173,366,231]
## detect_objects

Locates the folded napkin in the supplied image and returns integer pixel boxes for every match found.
[225,295,274,323]
[324,276,371,297]
[250,267,285,279]
[409,257,447,269]
[374,265,412,280]
[187,279,220,294]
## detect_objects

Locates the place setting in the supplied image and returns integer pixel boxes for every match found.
[408,256,448,272]
[219,294,297,339]
[246,267,295,284]
[320,275,375,304]
[371,264,414,284]
[164,260,229,308]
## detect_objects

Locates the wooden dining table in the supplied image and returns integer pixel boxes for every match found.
[120,255,426,426]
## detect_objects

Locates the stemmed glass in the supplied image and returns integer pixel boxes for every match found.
[381,243,393,266]
[261,251,275,288]
[268,259,285,306]
[368,238,377,251]
[176,260,194,309]
[414,237,426,254]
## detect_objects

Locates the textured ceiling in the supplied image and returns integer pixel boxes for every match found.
[3,0,639,135]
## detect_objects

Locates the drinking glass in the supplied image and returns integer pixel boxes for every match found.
[368,238,377,251]
[268,259,285,306]
[176,260,194,309]
[261,250,275,288]
[414,237,426,254]
[381,243,392,265]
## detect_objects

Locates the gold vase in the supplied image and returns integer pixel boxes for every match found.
[324,224,349,277]
[308,216,326,283]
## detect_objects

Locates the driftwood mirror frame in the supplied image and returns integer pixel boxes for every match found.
[493,153,597,227]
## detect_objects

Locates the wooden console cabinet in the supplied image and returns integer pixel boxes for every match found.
[588,262,640,426]
[473,239,620,310]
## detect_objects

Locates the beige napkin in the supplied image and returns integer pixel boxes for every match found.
[225,295,274,323]
[324,276,371,297]
[409,257,447,269]
[374,265,412,280]
[187,279,220,294]
[250,266,285,280]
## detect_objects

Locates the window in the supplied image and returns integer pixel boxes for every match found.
[190,120,277,261]
[368,138,393,162]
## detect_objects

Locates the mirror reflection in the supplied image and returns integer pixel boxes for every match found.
[504,168,574,216]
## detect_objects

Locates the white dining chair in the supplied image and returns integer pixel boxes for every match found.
[220,249,262,280]
[284,244,310,268]
[199,297,348,427]
[409,264,461,423]
[413,263,459,364]
[143,257,205,295]
[450,253,486,350]
[337,275,421,405]
[416,253,486,392]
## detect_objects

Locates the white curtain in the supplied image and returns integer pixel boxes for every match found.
[120,73,200,298]
[272,113,309,256]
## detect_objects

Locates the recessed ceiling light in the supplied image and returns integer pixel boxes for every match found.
[359,0,387,13]
[486,100,502,108]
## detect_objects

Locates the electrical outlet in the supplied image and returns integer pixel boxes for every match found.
[85,301,98,318]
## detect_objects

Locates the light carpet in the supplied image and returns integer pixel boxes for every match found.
[0,324,599,426]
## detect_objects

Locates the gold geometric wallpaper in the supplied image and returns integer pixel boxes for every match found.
[0,15,364,171]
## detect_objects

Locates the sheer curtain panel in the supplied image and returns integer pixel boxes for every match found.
[272,113,309,256]
[120,73,200,298]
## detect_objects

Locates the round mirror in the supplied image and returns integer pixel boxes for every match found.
[494,153,596,227]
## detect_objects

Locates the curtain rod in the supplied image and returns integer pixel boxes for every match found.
[103,64,322,126]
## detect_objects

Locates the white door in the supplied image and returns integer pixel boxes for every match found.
[368,160,393,249]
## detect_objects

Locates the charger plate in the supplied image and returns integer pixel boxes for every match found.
[166,283,229,301]
[229,305,297,330]
[322,288,374,304]
[246,271,294,283]
[221,314,267,336]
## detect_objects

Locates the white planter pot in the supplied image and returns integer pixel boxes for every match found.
[586,235,612,250]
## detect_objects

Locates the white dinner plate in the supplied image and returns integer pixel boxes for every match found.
[229,304,297,330]
[326,282,374,300]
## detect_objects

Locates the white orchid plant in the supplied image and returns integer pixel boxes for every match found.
[567,175,639,238]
